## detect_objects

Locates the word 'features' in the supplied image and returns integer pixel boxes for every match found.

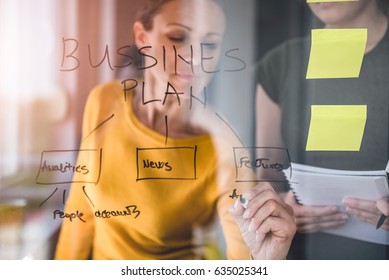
[239,157,284,172]
[233,147,291,183]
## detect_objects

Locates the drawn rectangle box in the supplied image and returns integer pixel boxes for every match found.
[233,147,291,183]
[136,146,197,181]
[35,149,102,185]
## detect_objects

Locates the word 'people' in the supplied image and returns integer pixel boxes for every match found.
[53,209,85,222]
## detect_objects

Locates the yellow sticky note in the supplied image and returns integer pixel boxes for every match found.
[306,105,367,151]
[306,29,367,79]
[307,0,358,2]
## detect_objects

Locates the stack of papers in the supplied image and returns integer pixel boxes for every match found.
[285,163,389,245]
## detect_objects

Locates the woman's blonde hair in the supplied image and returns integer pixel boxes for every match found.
[135,0,223,31]
[135,0,175,31]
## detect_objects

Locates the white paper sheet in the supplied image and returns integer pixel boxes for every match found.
[285,163,389,245]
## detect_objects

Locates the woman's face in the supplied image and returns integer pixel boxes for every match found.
[308,0,373,27]
[135,0,225,94]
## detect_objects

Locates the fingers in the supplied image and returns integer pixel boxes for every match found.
[293,208,348,233]
[283,190,347,233]
[376,199,389,216]
[229,182,289,229]
[242,186,293,220]
[258,216,298,239]
[248,198,292,233]
[237,182,295,235]
[377,217,389,231]
[248,199,296,260]
[376,199,389,231]
[243,182,284,205]
[228,182,296,259]
[285,190,339,218]
[345,206,380,225]
[379,223,389,231]
[343,198,381,215]
[348,207,389,230]
[296,212,348,225]
[229,199,247,223]
[229,197,252,232]
[254,215,296,260]
[293,203,339,218]
[298,219,348,233]
[342,198,389,231]
[284,190,297,205]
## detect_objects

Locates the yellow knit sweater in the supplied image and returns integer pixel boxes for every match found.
[55,81,250,259]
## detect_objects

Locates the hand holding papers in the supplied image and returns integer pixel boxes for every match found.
[376,199,389,229]
[283,190,348,233]
[285,163,389,244]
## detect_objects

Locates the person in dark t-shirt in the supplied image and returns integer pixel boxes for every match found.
[255,0,389,259]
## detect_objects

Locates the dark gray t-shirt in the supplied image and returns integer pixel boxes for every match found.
[255,27,389,259]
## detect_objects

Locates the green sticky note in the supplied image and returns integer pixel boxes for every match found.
[307,0,358,2]
[306,105,367,151]
[306,29,367,79]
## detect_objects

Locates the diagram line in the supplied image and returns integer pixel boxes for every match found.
[82,185,95,208]
[62,189,67,205]
[215,113,246,148]
[165,115,168,146]
[82,113,115,143]
[39,187,58,207]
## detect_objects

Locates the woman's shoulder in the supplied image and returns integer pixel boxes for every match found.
[87,80,123,105]
[254,36,308,100]
[258,36,309,68]
[82,80,125,127]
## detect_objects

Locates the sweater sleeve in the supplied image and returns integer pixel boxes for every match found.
[211,126,256,260]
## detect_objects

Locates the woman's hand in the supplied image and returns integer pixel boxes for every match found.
[229,182,296,260]
[284,191,348,233]
[343,198,389,230]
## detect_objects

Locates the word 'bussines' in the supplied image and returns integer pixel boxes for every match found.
[60,37,246,73]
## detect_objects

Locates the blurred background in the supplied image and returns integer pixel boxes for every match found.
[0,0,315,259]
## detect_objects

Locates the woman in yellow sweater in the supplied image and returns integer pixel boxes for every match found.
[55,0,295,260]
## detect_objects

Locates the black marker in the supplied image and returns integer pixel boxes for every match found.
[376,214,387,230]
[240,196,249,209]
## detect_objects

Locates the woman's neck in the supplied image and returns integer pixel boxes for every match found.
[326,7,388,53]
